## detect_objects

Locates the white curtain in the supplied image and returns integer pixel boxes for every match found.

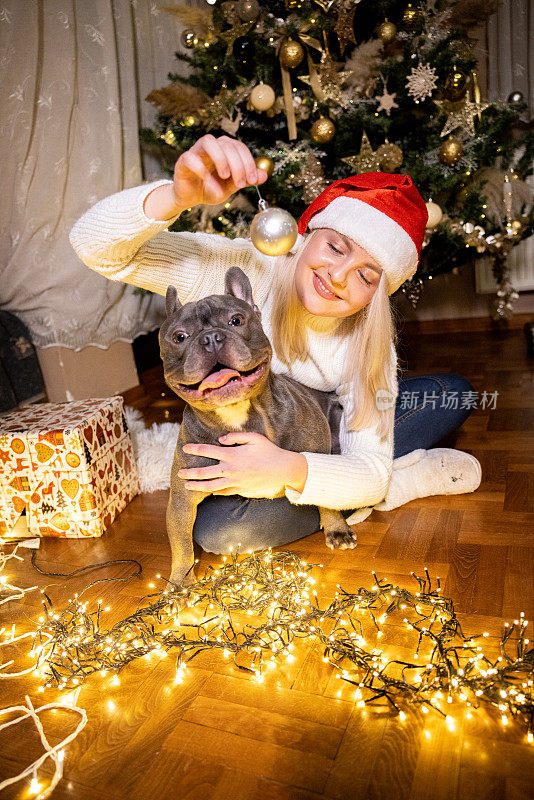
[486,0,532,122]
[486,0,533,278]
[0,0,189,351]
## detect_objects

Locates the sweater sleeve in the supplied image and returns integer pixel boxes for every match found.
[68,178,275,306]
[284,344,398,511]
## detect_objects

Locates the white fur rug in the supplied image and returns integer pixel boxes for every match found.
[124,405,180,493]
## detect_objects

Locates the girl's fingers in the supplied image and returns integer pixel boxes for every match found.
[184,478,234,492]
[235,139,262,185]
[220,138,249,188]
[178,464,229,479]
[195,135,231,180]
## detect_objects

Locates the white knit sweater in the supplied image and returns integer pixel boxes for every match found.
[69,178,398,512]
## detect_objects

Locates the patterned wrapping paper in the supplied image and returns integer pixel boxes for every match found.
[0,396,139,539]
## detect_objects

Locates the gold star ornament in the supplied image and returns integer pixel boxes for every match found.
[342,131,381,172]
[435,97,490,138]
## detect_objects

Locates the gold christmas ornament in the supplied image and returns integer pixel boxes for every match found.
[376,140,403,171]
[182,115,197,127]
[254,155,275,178]
[250,199,298,256]
[334,0,359,56]
[438,136,463,165]
[378,19,397,43]
[435,97,490,138]
[443,66,469,102]
[280,38,305,69]
[235,0,260,22]
[425,200,443,228]
[342,130,381,172]
[288,152,328,204]
[311,116,336,143]
[402,3,422,30]
[250,83,276,111]
[181,29,197,48]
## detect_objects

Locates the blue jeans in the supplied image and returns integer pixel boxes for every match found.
[192,373,475,554]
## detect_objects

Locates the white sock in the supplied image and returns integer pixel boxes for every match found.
[375,448,482,511]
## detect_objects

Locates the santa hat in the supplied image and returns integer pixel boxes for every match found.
[293,172,428,296]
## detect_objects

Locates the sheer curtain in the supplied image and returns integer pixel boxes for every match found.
[1,0,189,351]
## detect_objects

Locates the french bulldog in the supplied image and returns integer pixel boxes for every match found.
[159,266,357,587]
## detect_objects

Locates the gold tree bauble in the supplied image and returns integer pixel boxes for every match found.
[443,67,469,102]
[311,116,335,143]
[250,83,276,111]
[183,115,197,127]
[438,136,463,165]
[402,3,422,29]
[378,19,397,43]
[250,200,298,256]
[254,155,275,178]
[376,142,403,171]
[181,29,196,48]
[280,38,305,69]
[425,200,443,228]
[235,0,260,22]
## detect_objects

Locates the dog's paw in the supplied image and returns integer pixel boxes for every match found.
[325,529,358,550]
[169,566,196,592]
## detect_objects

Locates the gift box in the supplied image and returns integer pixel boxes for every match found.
[0,396,139,539]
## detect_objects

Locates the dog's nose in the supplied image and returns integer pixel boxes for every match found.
[201,330,226,353]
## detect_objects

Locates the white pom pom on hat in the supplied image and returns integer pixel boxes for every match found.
[293,172,429,296]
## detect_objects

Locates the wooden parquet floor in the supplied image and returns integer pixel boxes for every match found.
[1,317,533,799]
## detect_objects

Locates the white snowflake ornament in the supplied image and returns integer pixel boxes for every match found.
[406,62,438,103]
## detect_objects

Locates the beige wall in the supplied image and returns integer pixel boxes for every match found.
[392,261,534,322]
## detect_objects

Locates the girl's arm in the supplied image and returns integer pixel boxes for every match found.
[69,178,275,306]
[284,348,398,510]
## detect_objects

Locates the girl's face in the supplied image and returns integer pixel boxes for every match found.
[294,227,383,317]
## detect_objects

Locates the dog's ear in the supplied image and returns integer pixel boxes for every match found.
[165,285,182,318]
[224,267,256,309]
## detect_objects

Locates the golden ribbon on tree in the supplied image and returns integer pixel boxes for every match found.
[271,17,324,140]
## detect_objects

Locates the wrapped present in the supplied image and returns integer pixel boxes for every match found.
[0,396,139,539]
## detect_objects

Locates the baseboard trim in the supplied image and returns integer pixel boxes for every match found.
[399,311,533,335]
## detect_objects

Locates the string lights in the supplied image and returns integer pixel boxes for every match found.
[20,549,533,742]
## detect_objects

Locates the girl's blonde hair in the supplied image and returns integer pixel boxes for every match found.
[270,228,400,441]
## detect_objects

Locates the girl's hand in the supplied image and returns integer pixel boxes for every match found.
[172,134,269,210]
[177,432,308,499]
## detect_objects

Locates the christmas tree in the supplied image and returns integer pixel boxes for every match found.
[140,0,534,319]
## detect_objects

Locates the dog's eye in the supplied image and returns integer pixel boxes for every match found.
[172,331,188,343]
[229,314,244,326]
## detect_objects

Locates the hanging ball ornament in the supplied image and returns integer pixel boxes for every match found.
[181,29,197,48]
[438,136,463,165]
[311,116,336,143]
[402,3,423,30]
[425,200,443,228]
[250,83,276,111]
[507,90,524,104]
[377,19,397,44]
[280,38,305,69]
[376,141,403,171]
[235,0,260,22]
[250,199,298,256]
[443,67,469,101]
[254,155,275,178]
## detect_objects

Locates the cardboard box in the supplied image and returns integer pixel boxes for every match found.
[0,396,139,539]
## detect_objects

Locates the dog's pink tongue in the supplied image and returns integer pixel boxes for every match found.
[198,367,241,392]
